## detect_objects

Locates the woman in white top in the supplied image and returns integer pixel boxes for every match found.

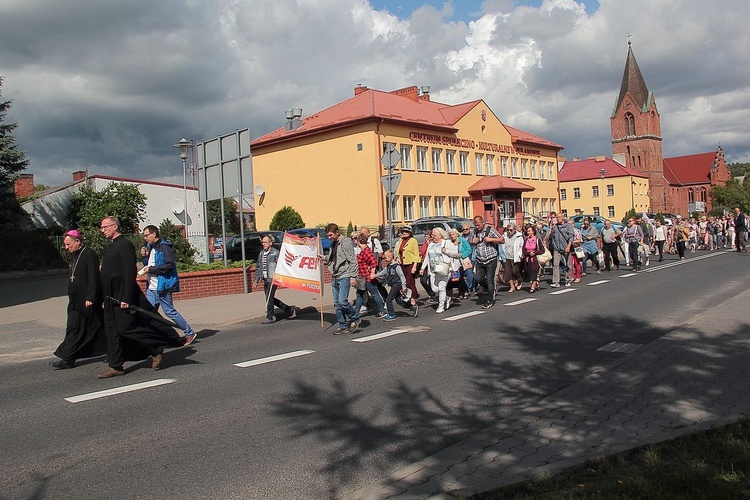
[419,227,458,314]
[501,222,524,292]
[653,219,667,262]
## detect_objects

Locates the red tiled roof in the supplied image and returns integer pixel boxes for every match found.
[662,152,716,186]
[468,175,535,193]
[559,157,648,182]
[252,86,562,151]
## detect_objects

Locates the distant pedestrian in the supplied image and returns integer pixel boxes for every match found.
[734,207,747,252]
[254,235,293,324]
[50,229,107,369]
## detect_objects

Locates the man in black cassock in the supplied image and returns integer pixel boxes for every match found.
[97,216,185,379]
[50,229,107,369]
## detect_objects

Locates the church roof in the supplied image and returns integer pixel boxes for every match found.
[252,85,562,150]
[662,152,719,186]
[559,157,648,182]
[612,44,653,117]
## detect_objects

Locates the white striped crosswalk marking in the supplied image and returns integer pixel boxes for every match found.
[65,379,175,403]
[234,350,315,368]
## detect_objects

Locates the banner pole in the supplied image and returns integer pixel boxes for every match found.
[318,237,324,328]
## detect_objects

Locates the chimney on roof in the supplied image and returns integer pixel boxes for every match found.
[596,156,606,162]
[419,85,431,101]
[14,173,34,198]
[72,170,87,182]
[285,108,303,131]
[573,157,580,161]
[354,84,368,96]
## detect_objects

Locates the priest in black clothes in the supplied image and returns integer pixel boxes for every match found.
[50,229,107,369]
[97,216,185,379]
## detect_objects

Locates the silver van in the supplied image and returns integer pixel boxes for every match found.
[411,217,473,245]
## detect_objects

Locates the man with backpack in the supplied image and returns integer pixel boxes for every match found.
[470,216,504,309]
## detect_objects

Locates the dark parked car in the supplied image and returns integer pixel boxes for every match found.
[225,231,282,261]
[288,228,332,252]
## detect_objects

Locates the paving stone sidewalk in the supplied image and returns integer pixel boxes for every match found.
[344,289,750,499]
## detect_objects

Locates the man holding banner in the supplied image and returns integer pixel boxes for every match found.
[255,235,293,324]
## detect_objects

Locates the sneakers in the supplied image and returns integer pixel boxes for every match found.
[596,270,602,275]
[426,297,439,304]
[581,272,587,276]
[645,259,650,267]
[383,314,396,321]
[375,311,387,319]
[348,318,362,333]
[481,301,495,310]
[151,353,163,370]
[435,306,445,314]
[445,297,452,310]
[98,367,125,379]
[261,318,275,324]
[565,281,572,287]
[359,305,369,315]
[184,332,197,346]
[549,283,560,288]
[334,326,349,335]
[411,304,419,317]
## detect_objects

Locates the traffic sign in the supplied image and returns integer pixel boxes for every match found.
[380,173,402,194]
[381,144,402,169]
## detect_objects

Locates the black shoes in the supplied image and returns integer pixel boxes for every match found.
[50,360,75,370]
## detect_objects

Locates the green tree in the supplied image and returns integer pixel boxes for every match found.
[158,219,195,270]
[710,178,750,213]
[67,182,147,255]
[206,197,240,235]
[621,208,637,224]
[269,206,304,231]
[728,162,750,178]
[0,77,31,229]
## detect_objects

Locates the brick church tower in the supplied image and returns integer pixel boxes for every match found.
[611,42,668,212]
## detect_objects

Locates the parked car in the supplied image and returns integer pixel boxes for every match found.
[645,212,678,226]
[410,216,473,245]
[225,231,282,261]
[288,228,332,253]
[569,214,625,233]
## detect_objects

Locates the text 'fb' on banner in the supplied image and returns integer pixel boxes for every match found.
[272,232,324,295]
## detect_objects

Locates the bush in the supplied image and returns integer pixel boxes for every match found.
[0,228,67,271]
[269,206,304,231]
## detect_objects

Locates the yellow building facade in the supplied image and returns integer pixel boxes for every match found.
[250,86,562,231]
[558,157,650,221]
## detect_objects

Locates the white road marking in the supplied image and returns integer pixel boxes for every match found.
[549,288,577,295]
[619,273,637,277]
[504,298,537,306]
[234,350,315,368]
[442,311,487,321]
[65,379,175,404]
[586,280,610,286]
[350,329,410,343]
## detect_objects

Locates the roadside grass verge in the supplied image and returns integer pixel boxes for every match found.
[468,417,750,499]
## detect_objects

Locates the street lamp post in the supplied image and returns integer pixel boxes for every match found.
[173,138,193,237]
[599,168,606,217]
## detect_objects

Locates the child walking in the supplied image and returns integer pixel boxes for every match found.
[372,250,413,321]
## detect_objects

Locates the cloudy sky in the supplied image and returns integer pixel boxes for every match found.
[2,0,749,188]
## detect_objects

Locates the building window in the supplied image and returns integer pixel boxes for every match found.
[389,195,399,221]
[403,196,415,221]
[688,188,694,203]
[541,198,548,216]
[500,156,508,176]
[522,198,530,216]
[521,159,528,178]
[592,186,599,198]
[449,197,459,216]
[459,152,469,174]
[432,148,442,172]
[560,188,567,201]
[419,196,431,218]
[511,158,519,177]
[383,142,396,155]
[417,147,428,171]
[475,153,483,175]
[608,206,615,217]
[550,199,557,213]
[700,188,707,202]
[561,209,568,218]
[434,196,445,216]
[548,161,555,180]
[530,160,537,179]
[446,150,456,173]
[607,184,614,196]
[400,145,412,170]
[462,197,472,218]
[532,198,539,216]
[540,161,546,180]
[573,187,580,199]
[486,154,495,175]
[625,112,635,136]
[593,207,600,216]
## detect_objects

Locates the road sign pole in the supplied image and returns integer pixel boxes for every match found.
[387,168,393,248]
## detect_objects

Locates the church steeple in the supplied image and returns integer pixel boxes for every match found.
[612,42,652,117]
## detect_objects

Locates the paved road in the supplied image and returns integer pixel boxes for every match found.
[0,251,746,499]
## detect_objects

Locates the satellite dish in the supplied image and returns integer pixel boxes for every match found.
[171,199,185,214]
[254,185,265,197]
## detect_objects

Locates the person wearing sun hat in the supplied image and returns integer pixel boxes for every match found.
[396,225,420,316]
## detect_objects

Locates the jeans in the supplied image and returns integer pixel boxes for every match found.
[581,251,600,274]
[353,281,385,315]
[474,259,497,302]
[262,279,287,320]
[628,241,640,269]
[331,277,358,328]
[146,288,194,336]
[464,266,476,291]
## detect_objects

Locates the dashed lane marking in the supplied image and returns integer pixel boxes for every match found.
[619,273,637,277]
[234,350,315,368]
[549,288,577,295]
[65,379,175,404]
[442,311,487,321]
[504,298,538,306]
[586,280,610,286]
[350,329,410,343]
